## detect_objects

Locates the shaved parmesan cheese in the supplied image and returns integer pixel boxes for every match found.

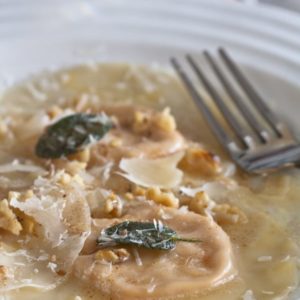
[1,173,91,292]
[89,161,114,184]
[0,160,47,189]
[0,162,46,175]
[223,162,236,177]
[119,151,184,189]
[0,245,59,291]
[10,195,66,247]
[180,181,232,199]
[0,176,35,190]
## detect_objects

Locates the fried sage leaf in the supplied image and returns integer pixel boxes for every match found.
[36,113,113,159]
[97,220,201,250]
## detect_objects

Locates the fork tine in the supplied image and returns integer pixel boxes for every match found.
[218,47,284,137]
[170,57,237,153]
[186,54,253,149]
[203,50,270,143]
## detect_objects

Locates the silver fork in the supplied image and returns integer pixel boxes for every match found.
[171,48,300,173]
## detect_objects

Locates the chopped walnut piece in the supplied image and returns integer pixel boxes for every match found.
[91,191,124,218]
[58,173,72,185]
[68,148,90,163]
[188,191,248,225]
[47,105,63,119]
[0,265,8,284]
[132,186,146,197]
[0,199,22,235]
[20,215,36,235]
[146,187,179,208]
[65,161,87,175]
[188,191,216,216]
[53,160,87,176]
[132,185,179,208]
[94,248,130,264]
[124,192,134,201]
[21,190,34,201]
[213,203,248,225]
[0,122,8,138]
[105,194,123,217]
[109,138,123,148]
[7,190,36,235]
[179,146,221,176]
[152,107,176,133]
[132,111,151,135]
[55,169,85,188]
[132,107,176,136]
[56,269,67,276]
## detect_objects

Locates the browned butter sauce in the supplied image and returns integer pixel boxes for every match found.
[0,64,299,300]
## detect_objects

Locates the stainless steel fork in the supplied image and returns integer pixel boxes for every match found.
[171,48,300,173]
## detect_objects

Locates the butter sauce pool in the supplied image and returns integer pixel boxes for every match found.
[0,64,299,300]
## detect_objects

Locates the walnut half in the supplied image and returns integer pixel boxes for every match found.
[179,146,221,177]
[0,199,22,235]
[94,248,130,264]
[188,191,248,225]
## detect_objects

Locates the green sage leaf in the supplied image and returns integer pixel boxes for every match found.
[35,113,113,159]
[97,220,201,250]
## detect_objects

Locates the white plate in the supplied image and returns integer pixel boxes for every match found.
[0,0,300,297]
[1,0,300,135]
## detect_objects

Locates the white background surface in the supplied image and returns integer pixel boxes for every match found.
[0,1,300,128]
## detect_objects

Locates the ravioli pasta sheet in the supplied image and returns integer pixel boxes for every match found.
[0,64,299,300]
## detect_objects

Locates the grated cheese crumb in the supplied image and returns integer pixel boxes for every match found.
[115,82,127,90]
[147,278,156,293]
[132,248,143,267]
[47,262,57,273]
[242,290,256,300]
[26,82,47,102]
[257,256,272,262]
[261,290,274,295]
[60,73,70,83]
[280,255,290,262]
[38,253,49,261]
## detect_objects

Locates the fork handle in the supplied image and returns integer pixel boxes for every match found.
[241,144,300,173]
